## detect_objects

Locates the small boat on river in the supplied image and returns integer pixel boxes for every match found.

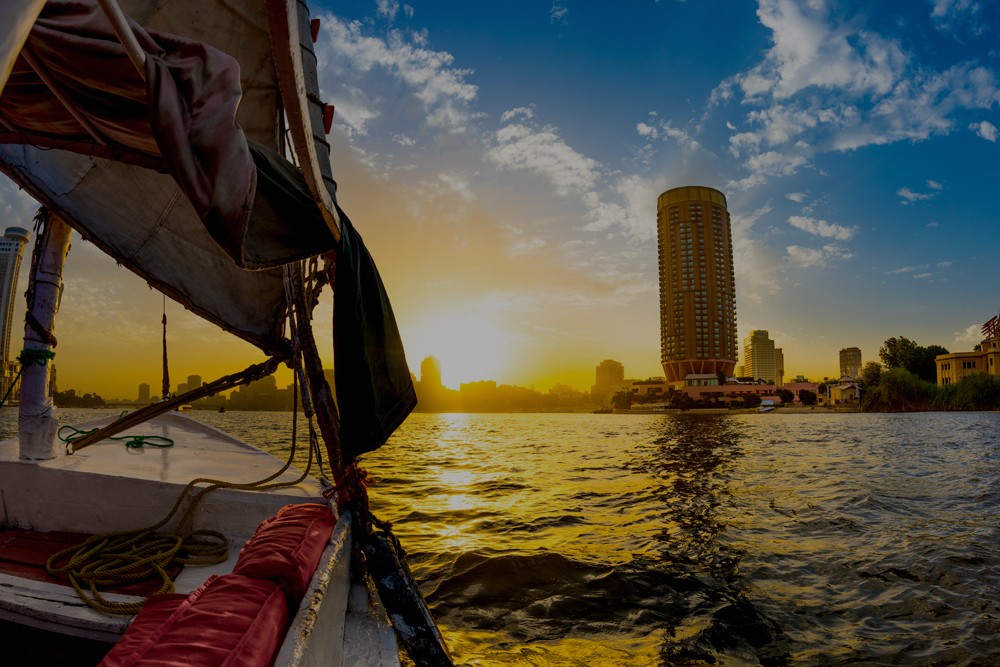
[0,1,449,665]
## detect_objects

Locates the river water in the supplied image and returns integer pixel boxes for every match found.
[10,409,1000,665]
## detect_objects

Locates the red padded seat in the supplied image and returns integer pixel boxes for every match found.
[233,503,335,604]
[98,574,290,667]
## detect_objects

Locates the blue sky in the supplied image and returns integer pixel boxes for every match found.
[307,0,1000,389]
[1,0,998,397]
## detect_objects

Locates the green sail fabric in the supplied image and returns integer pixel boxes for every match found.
[334,204,417,461]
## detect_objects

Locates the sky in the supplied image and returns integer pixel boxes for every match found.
[2,0,1000,398]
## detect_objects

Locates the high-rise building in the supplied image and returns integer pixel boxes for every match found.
[839,347,862,378]
[774,347,785,387]
[0,226,29,364]
[0,226,29,400]
[657,186,737,383]
[138,383,151,403]
[744,330,777,383]
[594,359,624,387]
[591,359,627,406]
[420,356,442,388]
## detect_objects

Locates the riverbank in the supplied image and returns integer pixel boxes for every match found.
[616,406,862,415]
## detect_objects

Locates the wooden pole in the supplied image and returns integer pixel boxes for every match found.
[95,0,147,78]
[19,211,72,461]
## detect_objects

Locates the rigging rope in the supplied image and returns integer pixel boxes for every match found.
[46,357,316,616]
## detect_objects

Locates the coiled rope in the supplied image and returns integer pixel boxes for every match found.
[58,425,174,450]
[45,402,317,616]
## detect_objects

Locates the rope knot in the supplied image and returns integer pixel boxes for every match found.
[17,348,55,366]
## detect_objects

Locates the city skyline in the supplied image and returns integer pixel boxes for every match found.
[1,1,998,397]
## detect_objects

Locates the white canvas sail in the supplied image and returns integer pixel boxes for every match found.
[0,0,339,353]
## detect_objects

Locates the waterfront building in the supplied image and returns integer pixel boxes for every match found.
[657,186,737,384]
[935,331,1000,386]
[744,330,777,384]
[839,347,862,379]
[0,226,29,400]
[591,359,629,406]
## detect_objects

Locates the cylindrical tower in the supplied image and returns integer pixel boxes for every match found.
[657,186,737,383]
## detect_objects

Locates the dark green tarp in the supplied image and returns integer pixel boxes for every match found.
[334,205,416,460]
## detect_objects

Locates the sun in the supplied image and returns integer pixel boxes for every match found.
[401,309,514,388]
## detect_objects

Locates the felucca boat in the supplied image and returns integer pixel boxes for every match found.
[0,1,449,665]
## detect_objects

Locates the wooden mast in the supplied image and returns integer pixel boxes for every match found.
[18,211,71,461]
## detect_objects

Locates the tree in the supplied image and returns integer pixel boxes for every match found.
[878,336,948,383]
[879,336,919,370]
[912,344,948,383]
[611,390,633,410]
[798,389,817,406]
[862,367,935,411]
[776,388,794,404]
[858,361,883,389]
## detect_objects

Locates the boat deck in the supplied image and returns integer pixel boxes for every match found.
[0,527,183,594]
[0,411,325,641]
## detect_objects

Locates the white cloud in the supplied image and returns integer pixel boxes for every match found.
[501,107,535,123]
[930,0,985,35]
[744,0,907,100]
[927,179,943,190]
[785,191,806,202]
[953,322,984,348]
[376,0,400,21]
[711,3,1000,190]
[788,215,857,240]
[550,1,568,24]
[732,205,783,304]
[392,134,416,146]
[927,221,939,228]
[437,173,475,202]
[897,186,938,204]
[488,123,599,195]
[889,265,929,274]
[785,245,825,267]
[785,243,851,268]
[636,119,700,153]
[970,120,998,142]
[318,16,478,135]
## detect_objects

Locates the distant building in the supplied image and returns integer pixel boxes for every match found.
[187,375,203,390]
[657,186,737,384]
[138,383,150,403]
[413,355,459,412]
[0,226,29,400]
[591,359,628,406]
[774,347,784,387]
[828,378,858,405]
[744,330,777,384]
[420,356,442,388]
[839,347,862,379]
[935,333,1000,386]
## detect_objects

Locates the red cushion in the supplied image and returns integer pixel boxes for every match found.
[99,575,290,667]
[233,503,335,604]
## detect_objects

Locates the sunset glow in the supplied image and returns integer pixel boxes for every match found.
[403,309,515,388]
[0,1,997,401]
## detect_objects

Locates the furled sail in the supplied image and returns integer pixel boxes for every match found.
[0,0,416,453]
[0,0,336,353]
